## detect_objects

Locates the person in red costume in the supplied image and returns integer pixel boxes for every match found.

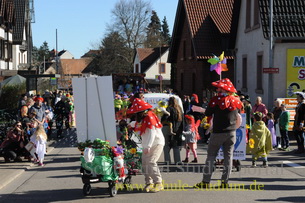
[127,98,165,193]
[194,78,242,189]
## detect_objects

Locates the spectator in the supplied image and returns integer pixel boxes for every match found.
[30,96,46,126]
[279,104,290,151]
[162,97,183,164]
[252,96,268,123]
[293,92,305,154]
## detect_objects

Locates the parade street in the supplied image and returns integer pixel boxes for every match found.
[0,129,305,203]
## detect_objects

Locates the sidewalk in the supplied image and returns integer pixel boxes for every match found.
[0,134,60,190]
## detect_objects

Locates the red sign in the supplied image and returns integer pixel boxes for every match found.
[263,68,279,74]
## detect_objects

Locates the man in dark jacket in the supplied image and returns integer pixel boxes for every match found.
[54,96,70,138]
[293,92,305,154]
[194,78,242,188]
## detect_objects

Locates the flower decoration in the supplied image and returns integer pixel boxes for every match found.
[249,138,255,149]
[116,146,124,155]
[208,51,228,75]
[129,148,137,154]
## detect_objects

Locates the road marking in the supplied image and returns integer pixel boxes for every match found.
[282,161,305,168]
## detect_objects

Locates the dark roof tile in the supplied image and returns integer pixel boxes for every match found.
[259,0,305,39]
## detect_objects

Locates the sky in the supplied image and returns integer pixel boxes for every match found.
[32,0,178,59]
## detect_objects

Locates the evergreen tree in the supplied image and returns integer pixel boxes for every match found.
[161,16,171,46]
[145,10,162,48]
[37,41,50,62]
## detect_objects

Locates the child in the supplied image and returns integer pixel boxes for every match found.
[182,115,200,163]
[248,112,272,167]
[266,112,277,149]
[30,125,47,166]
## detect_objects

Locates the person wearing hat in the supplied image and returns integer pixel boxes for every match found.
[29,96,46,126]
[194,78,242,188]
[293,92,305,153]
[127,98,165,192]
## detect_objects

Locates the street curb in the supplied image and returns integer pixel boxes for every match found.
[0,139,59,190]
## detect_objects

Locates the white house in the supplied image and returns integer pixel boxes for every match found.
[235,0,305,108]
[134,47,171,88]
[58,50,74,59]
[0,0,15,79]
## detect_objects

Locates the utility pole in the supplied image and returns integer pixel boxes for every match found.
[56,29,58,74]
[159,46,162,93]
[268,0,274,109]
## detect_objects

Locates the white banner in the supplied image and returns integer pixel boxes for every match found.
[72,76,117,146]
[216,113,246,160]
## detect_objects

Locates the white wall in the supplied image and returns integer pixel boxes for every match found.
[145,50,171,81]
[234,0,304,109]
[133,53,140,73]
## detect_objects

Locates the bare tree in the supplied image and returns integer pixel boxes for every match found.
[109,0,152,65]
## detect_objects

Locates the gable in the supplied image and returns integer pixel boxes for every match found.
[169,0,241,62]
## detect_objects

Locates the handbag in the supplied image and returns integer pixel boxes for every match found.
[25,142,36,154]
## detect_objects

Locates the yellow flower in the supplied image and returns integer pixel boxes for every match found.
[249,138,255,149]
[130,148,137,154]
[246,124,250,129]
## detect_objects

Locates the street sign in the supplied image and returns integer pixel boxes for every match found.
[50,77,57,85]
[263,68,279,74]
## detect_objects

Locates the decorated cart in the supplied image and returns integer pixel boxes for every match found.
[72,76,142,197]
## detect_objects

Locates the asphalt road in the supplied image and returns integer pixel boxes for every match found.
[1,129,305,203]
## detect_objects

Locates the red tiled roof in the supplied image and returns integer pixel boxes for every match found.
[137,48,154,62]
[185,0,237,59]
[137,47,169,73]
[60,59,92,75]
[185,0,234,36]
[168,0,240,62]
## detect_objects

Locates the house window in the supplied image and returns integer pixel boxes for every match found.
[256,54,263,91]
[0,39,4,60]
[192,72,196,93]
[7,42,12,60]
[253,0,260,26]
[159,63,165,74]
[245,0,251,30]
[135,64,139,73]
[242,56,248,90]
[181,72,184,90]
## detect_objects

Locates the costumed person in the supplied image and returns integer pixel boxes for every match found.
[279,104,290,151]
[248,112,272,167]
[194,78,242,188]
[266,113,277,149]
[112,146,126,182]
[127,98,165,193]
[114,94,123,122]
[293,92,305,154]
[182,115,200,163]
[30,125,47,166]
[154,100,170,121]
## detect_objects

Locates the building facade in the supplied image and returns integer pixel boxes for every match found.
[235,0,305,108]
